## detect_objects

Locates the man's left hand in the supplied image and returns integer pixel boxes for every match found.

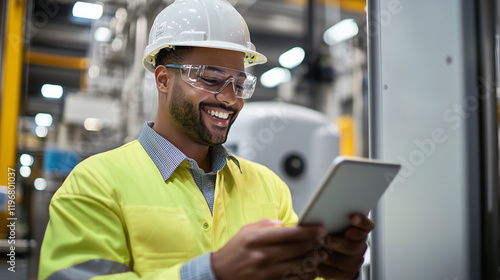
[316,214,374,280]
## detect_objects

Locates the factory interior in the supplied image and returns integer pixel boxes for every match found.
[1,0,500,279]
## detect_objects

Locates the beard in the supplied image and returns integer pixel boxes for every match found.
[169,81,235,146]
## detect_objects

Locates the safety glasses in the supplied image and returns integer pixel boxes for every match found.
[165,64,257,99]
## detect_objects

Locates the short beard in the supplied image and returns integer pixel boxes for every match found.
[169,81,232,146]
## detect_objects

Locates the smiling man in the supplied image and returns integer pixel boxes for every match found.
[38,1,372,280]
[152,48,248,172]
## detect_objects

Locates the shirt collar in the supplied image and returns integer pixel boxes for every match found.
[138,122,241,181]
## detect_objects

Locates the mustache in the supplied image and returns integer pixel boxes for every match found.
[200,102,237,114]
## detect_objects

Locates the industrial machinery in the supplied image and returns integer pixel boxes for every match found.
[226,101,340,214]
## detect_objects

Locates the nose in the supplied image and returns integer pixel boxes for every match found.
[215,79,238,105]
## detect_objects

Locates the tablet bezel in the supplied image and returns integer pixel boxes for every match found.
[297,156,401,234]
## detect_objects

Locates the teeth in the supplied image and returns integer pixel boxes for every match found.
[208,110,229,120]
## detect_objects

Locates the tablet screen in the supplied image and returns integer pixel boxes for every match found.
[298,156,401,234]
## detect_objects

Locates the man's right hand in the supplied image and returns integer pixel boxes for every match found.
[211,219,327,280]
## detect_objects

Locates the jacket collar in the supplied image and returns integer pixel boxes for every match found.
[138,122,241,181]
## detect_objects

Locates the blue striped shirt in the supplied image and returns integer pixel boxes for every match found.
[138,122,239,280]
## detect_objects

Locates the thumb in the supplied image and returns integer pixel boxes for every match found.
[254,218,284,228]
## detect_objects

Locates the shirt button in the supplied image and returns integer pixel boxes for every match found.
[203,222,209,229]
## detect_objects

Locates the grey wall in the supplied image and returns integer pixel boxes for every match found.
[368,0,483,279]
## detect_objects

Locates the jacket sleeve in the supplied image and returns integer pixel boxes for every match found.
[38,162,185,280]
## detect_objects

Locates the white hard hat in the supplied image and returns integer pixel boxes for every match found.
[142,0,267,73]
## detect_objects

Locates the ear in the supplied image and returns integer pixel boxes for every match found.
[154,65,170,94]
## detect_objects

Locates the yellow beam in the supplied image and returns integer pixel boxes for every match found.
[25,51,89,70]
[286,0,366,14]
[0,0,26,238]
[336,115,357,156]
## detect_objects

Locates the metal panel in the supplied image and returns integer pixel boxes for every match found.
[476,0,500,278]
[366,0,384,278]
[368,0,483,279]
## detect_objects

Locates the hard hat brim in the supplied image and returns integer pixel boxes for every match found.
[143,41,267,73]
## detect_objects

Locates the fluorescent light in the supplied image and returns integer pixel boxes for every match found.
[41,84,63,99]
[35,113,53,127]
[260,67,291,88]
[84,118,102,131]
[279,47,305,69]
[20,154,34,166]
[94,27,111,42]
[72,1,104,20]
[323,19,359,45]
[20,166,31,178]
[34,178,48,191]
[35,126,48,138]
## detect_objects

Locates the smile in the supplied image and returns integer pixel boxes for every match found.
[207,109,230,120]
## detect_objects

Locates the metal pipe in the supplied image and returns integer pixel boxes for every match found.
[366,0,384,279]
[305,0,316,108]
[475,0,500,278]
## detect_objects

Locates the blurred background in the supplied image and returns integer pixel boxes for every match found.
[2,0,500,279]
[0,0,369,278]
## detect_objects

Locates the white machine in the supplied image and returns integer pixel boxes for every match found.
[226,101,340,214]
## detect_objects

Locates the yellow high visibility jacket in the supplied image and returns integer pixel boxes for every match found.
[38,140,298,280]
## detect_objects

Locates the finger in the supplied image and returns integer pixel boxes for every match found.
[274,255,321,280]
[262,239,321,263]
[248,218,284,229]
[344,226,369,241]
[246,225,323,246]
[301,224,329,239]
[319,250,365,271]
[350,214,374,232]
[323,235,368,256]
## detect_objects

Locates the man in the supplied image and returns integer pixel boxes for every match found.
[38,0,373,279]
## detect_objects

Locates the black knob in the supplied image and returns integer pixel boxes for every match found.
[283,154,305,178]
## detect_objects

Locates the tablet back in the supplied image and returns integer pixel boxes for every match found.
[298,156,401,234]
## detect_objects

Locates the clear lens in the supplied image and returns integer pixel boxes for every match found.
[170,64,256,99]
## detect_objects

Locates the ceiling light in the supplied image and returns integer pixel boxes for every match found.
[20,166,31,178]
[72,1,104,20]
[34,178,48,191]
[323,19,359,45]
[88,65,100,78]
[20,154,34,166]
[279,47,305,69]
[94,27,111,42]
[111,37,123,51]
[41,84,63,99]
[260,67,291,88]
[35,126,48,138]
[84,118,102,131]
[35,113,53,127]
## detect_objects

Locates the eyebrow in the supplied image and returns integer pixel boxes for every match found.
[205,65,248,78]
[205,66,225,74]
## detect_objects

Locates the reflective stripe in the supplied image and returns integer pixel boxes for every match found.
[46,259,130,280]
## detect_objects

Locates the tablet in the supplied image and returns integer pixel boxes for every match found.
[298,156,401,234]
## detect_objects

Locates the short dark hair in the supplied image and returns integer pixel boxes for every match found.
[155,47,193,68]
